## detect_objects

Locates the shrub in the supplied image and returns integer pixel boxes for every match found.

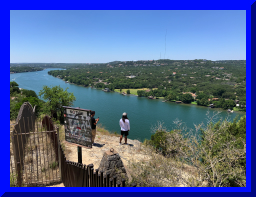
[128,116,246,187]
[150,130,169,156]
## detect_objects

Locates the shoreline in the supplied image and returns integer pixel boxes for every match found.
[48,74,246,114]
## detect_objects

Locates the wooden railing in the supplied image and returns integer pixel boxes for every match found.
[58,140,136,187]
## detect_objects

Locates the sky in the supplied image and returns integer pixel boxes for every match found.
[10,10,246,63]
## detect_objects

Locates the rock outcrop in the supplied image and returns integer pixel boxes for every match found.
[98,148,128,184]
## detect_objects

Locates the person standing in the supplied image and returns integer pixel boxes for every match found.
[91,111,99,145]
[119,112,130,145]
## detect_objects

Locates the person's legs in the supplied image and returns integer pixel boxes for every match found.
[125,136,127,144]
[120,130,123,143]
[120,135,123,143]
[91,129,96,144]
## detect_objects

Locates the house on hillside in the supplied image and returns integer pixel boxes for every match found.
[208,98,219,101]
[126,75,136,79]
[183,92,197,100]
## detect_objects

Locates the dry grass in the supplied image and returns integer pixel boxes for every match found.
[96,123,120,137]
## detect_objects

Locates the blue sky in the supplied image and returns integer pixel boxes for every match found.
[10,10,246,63]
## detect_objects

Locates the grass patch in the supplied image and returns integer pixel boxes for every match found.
[96,124,120,137]
[58,124,65,142]
[49,161,58,169]
[233,107,246,112]
[114,88,157,95]
[10,173,17,187]
[191,102,197,105]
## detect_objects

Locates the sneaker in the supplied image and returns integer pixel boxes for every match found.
[119,143,122,145]
[124,143,128,145]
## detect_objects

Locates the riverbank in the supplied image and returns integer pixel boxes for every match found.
[53,74,245,113]
[11,69,245,142]
[112,88,245,112]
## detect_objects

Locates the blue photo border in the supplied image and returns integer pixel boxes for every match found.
[3,0,253,195]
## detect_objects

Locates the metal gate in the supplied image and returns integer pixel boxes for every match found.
[10,102,61,187]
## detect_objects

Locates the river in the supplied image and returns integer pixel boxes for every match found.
[10,68,245,142]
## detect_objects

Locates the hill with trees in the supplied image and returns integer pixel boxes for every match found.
[45,59,246,111]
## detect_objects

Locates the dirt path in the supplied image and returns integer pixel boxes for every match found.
[48,132,149,187]
[64,133,148,169]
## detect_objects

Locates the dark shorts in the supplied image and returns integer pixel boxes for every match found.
[121,130,129,137]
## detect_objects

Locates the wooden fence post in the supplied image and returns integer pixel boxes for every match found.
[57,127,62,182]
[90,167,94,187]
[121,178,126,187]
[103,176,107,187]
[106,172,110,187]
[95,169,99,187]
[109,178,113,187]
[100,171,103,187]
[17,162,22,187]
[98,174,101,187]
[113,176,117,187]
[77,146,82,164]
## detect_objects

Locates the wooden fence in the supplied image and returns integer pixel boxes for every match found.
[58,137,137,187]
[11,102,136,187]
[10,103,61,187]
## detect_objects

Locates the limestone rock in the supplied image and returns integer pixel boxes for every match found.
[98,148,128,184]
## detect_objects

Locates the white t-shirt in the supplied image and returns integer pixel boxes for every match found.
[119,119,130,131]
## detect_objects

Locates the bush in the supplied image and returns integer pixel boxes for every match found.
[128,116,246,187]
[150,131,169,156]
[21,89,38,98]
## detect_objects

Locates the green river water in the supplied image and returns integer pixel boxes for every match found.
[10,68,245,142]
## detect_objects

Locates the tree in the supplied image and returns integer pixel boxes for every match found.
[213,88,226,97]
[190,87,197,93]
[222,100,235,110]
[10,81,20,95]
[39,86,76,123]
[222,92,236,100]
[14,97,42,117]
[137,90,146,97]
[180,93,193,104]
[196,93,209,100]
[22,89,38,98]
[127,89,131,94]
[197,98,209,106]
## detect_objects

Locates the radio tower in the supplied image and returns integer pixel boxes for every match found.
[164,29,167,59]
